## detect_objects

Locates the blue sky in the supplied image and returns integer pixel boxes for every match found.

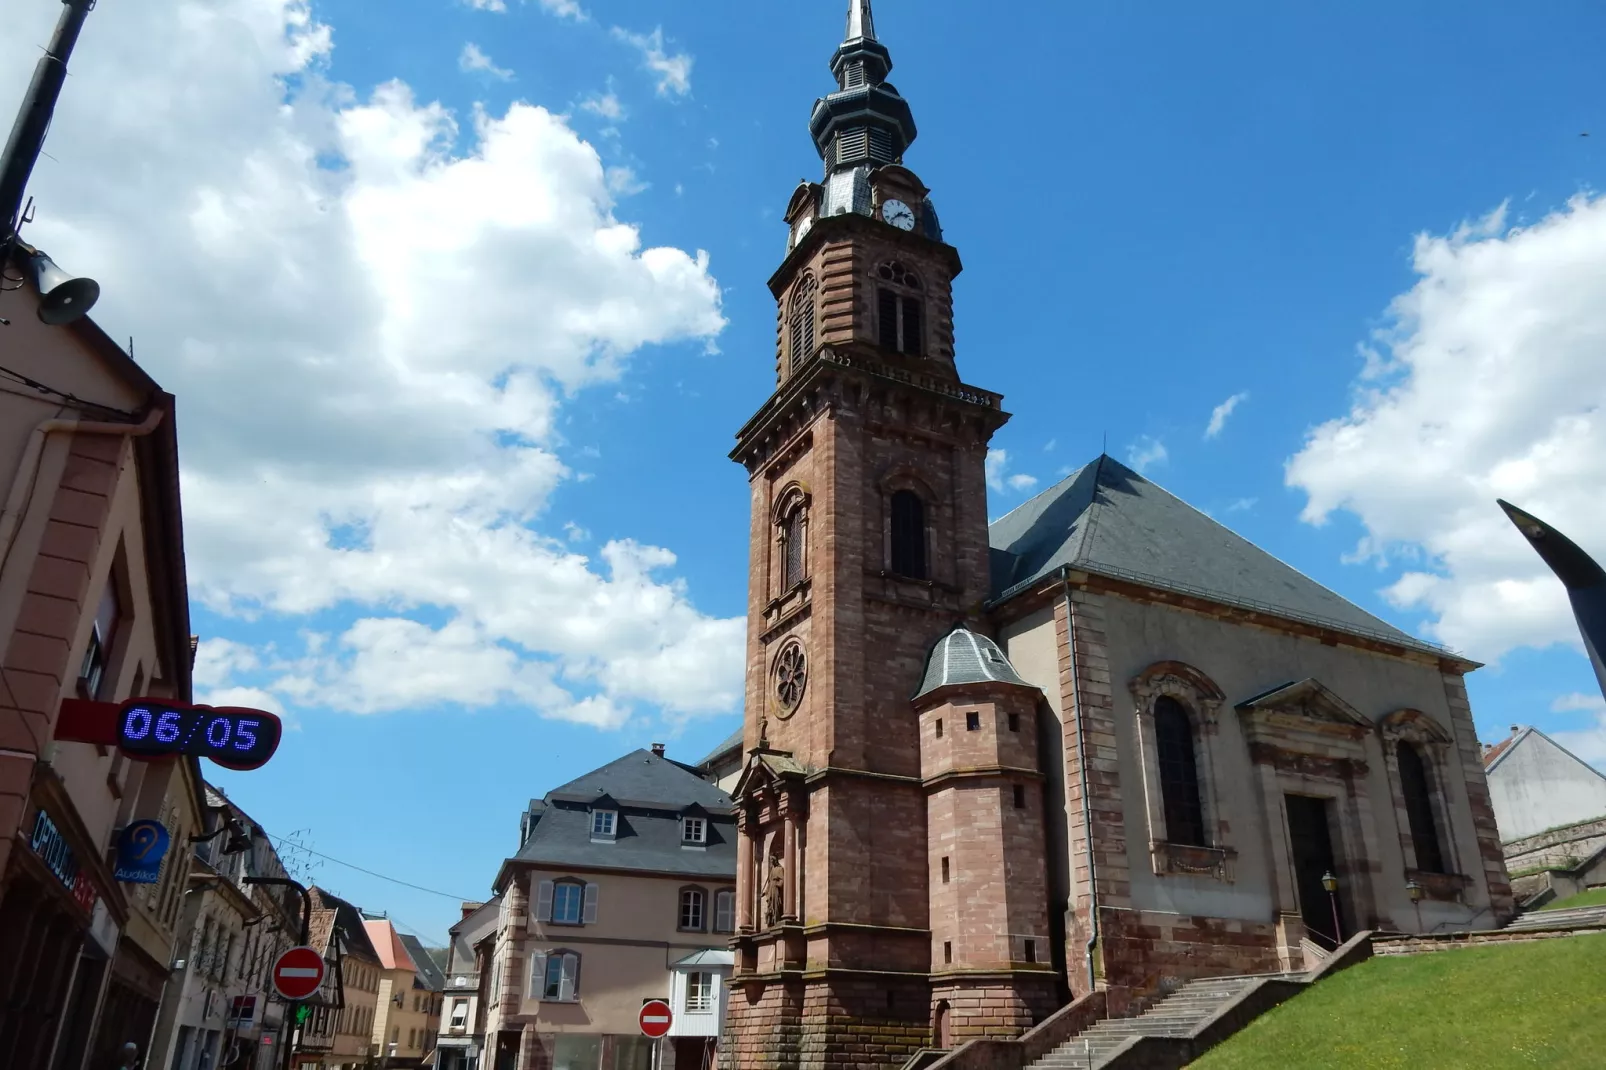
[4,0,1605,947]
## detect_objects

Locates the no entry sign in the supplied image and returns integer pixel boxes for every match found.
[271,946,326,1001]
[639,999,672,1038]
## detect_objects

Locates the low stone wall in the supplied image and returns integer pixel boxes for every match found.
[1372,929,1586,956]
[1504,817,1606,874]
[924,990,1108,1070]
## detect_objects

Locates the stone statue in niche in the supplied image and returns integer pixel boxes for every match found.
[762,845,786,927]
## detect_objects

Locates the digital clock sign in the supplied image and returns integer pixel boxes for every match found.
[115,701,282,771]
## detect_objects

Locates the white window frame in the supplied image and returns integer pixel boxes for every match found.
[678,887,706,932]
[535,878,599,926]
[530,950,580,1002]
[590,809,617,839]
[686,971,714,1012]
[449,999,467,1030]
[681,816,707,845]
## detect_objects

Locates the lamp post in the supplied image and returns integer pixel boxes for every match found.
[1321,870,1343,945]
[1407,878,1424,933]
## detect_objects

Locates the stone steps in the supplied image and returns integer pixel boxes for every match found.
[1028,976,1271,1069]
[1504,904,1606,931]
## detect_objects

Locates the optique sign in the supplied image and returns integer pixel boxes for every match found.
[117,702,282,771]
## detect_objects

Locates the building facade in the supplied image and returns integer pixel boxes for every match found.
[294,887,383,1070]
[434,897,500,1070]
[718,3,1515,1066]
[480,746,737,1070]
[364,917,445,1067]
[0,237,203,1068]
[147,785,303,1070]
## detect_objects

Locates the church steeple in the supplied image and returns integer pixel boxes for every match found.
[810,0,917,176]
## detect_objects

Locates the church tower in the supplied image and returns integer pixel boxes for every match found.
[725,4,1057,1064]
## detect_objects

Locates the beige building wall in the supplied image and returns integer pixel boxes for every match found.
[372,964,442,1061]
[1001,584,1506,942]
[486,866,736,1039]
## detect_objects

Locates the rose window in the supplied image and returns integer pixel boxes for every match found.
[774,641,807,714]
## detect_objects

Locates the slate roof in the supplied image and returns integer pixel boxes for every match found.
[308,886,380,962]
[549,749,734,811]
[914,625,1032,699]
[700,728,743,768]
[399,934,448,992]
[507,749,737,881]
[988,455,1450,656]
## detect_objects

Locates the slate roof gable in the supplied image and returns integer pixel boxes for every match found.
[506,749,737,881]
[988,454,1448,656]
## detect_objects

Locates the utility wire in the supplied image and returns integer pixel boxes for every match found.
[267,835,475,901]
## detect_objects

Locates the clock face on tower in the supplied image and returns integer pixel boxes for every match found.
[881,199,916,231]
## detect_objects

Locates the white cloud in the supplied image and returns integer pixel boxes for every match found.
[462,0,507,11]
[1126,436,1168,474]
[536,0,587,20]
[1205,391,1249,439]
[985,449,1038,495]
[581,89,626,121]
[459,42,513,81]
[1552,692,1606,714]
[1,0,735,728]
[611,27,693,97]
[1286,195,1606,661]
[1043,438,1057,452]
[606,166,648,196]
[1226,497,1258,513]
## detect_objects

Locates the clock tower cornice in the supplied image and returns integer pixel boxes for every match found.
[767,209,962,299]
[730,346,1008,475]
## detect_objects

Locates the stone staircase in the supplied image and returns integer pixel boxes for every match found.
[1027,974,1302,1069]
[1502,903,1606,932]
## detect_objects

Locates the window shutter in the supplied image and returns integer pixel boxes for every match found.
[878,289,899,349]
[582,883,599,924]
[558,953,578,1001]
[535,880,554,922]
[528,951,546,998]
[715,891,734,933]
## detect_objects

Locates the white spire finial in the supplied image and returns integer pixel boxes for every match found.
[845,0,876,42]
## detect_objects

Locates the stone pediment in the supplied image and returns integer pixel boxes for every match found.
[732,750,807,801]
[1235,678,1370,736]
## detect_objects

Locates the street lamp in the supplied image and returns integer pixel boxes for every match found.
[1407,878,1424,932]
[1321,870,1343,945]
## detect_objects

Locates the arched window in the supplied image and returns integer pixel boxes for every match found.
[889,490,927,579]
[679,886,708,932]
[713,888,736,933]
[876,261,923,356]
[789,273,818,371]
[782,505,806,590]
[1397,741,1445,874]
[1154,696,1207,847]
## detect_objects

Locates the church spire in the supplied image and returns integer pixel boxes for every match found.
[844,0,876,42]
[810,0,916,176]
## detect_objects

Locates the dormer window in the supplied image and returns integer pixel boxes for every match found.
[590,810,616,839]
[681,817,707,845]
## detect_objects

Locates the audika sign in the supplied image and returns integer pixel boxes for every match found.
[113,820,171,884]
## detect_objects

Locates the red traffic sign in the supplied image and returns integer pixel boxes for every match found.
[271,946,326,1001]
[639,999,673,1038]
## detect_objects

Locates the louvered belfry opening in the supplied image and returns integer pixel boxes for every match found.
[783,507,805,589]
[889,490,927,579]
[1397,741,1446,874]
[1155,696,1208,847]
[789,274,818,370]
[876,261,923,357]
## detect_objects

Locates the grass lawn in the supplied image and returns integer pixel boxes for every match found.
[1540,887,1606,911]
[1192,934,1606,1069]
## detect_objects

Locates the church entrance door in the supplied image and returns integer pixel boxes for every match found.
[1285,794,1344,949]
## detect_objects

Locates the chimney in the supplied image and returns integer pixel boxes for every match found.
[1510,725,1520,736]
[651,742,666,758]
[460,901,485,921]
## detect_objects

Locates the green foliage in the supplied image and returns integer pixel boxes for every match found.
[1539,887,1606,912]
[1192,937,1606,1069]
